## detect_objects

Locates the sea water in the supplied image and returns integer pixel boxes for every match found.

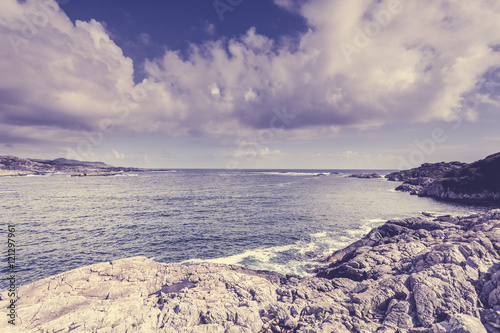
[0,169,494,290]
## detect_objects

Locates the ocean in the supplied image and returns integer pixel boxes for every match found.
[0,169,493,291]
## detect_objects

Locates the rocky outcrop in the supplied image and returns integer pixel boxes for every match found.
[2,210,500,332]
[317,209,500,332]
[0,155,148,177]
[385,161,466,182]
[388,153,500,203]
[418,181,500,202]
[349,173,382,179]
[418,152,500,202]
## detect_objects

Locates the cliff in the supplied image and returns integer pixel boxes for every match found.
[2,210,500,332]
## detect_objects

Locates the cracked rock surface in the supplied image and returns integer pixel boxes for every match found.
[2,210,500,332]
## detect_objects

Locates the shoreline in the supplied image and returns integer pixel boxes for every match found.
[2,209,500,332]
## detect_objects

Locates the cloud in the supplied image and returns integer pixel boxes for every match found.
[204,22,216,36]
[231,147,284,160]
[0,0,135,147]
[273,0,308,12]
[110,149,126,159]
[1,0,500,152]
[138,32,152,45]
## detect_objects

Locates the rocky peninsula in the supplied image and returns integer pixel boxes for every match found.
[2,209,500,332]
[387,152,500,203]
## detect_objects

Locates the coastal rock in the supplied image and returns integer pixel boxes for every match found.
[349,173,382,179]
[317,210,500,331]
[418,152,500,203]
[386,161,466,182]
[388,152,500,203]
[395,177,436,195]
[2,210,500,332]
[418,182,500,202]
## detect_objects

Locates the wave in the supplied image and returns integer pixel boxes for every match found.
[181,223,385,276]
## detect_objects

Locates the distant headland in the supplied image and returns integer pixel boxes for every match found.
[0,155,168,177]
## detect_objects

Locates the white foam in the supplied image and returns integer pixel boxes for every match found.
[182,229,367,277]
[183,243,298,266]
[310,232,327,238]
[368,218,387,223]
[181,217,393,277]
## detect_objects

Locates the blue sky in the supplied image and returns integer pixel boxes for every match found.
[1,0,500,169]
[60,0,308,82]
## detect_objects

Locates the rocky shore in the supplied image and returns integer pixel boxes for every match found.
[387,152,500,203]
[2,210,500,332]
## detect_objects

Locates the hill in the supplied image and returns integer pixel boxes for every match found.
[0,155,145,177]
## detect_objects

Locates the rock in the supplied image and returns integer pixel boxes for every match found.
[395,183,423,195]
[385,161,466,182]
[349,173,382,179]
[410,265,478,327]
[448,313,487,333]
[316,210,500,332]
[395,177,436,195]
[388,152,500,203]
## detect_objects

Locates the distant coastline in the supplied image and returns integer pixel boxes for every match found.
[0,155,169,177]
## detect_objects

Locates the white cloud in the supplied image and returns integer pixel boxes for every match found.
[111,149,125,159]
[138,32,152,45]
[231,147,284,160]
[204,22,216,36]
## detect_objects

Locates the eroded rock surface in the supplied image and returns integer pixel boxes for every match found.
[2,210,500,332]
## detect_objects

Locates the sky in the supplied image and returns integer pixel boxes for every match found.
[1,0,500,169]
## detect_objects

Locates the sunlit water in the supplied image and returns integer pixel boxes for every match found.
[0,169,495,290]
